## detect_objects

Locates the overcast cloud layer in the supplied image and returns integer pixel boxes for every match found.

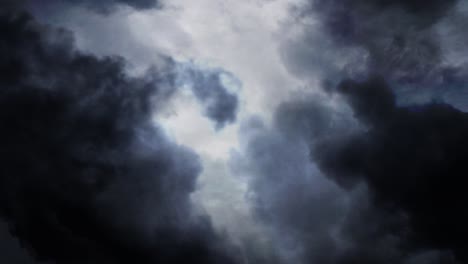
[0,0,467,264]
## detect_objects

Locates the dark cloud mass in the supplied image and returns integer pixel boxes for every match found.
[30,0,161,13]
[311,0,457,61]
[0,220,40,264]
[64,0,160,10]
[315,77,468,262]
[235,0,468,264]
[283,0,468,99]
[177,64,239,129]
[237,80,467,264]
[313,0,456,31]
[0,6,237,264]
[2,0,468,263]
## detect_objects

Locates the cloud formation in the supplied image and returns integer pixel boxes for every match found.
[281,0,468,103]
[235,82,465,263]
[315,77,468,262]
[233,1,468,264]
[176,63,240,129]
[310,0,457,81]
[33,0,161,13]
[0,6,238,264]
[2,0,467,263]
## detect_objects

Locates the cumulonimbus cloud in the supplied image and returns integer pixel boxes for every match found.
[0,4,239,264]
[234,1,468,263]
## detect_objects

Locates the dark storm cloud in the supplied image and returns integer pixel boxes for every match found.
[64,0,161,10]
[252,0,468,263]
[0,9,238,264]
[234,116,351,264]
[234,96,461,264]
[0,220,41,264]
[311,0,458,80]
[313,77,468,263]
[177,64,240,129]
[312,0,457,37]
[235,1,468,264]
[13,0,240,130]
[27,0,161,13]
[282,0,468,99]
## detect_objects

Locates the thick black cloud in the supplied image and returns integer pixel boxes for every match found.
[0,220,41,264]
[235,100,460,264]
[312,0,457,34]
[312,77,468,263]
[29,0,161,13]
[64,0,160,10]
[359,0,454,15]
[283,0,466,92]
[0,9,238,264]
[2,0,161,15]
[15,0,240,129]
[235,1,468,264]
[262,0,468,262]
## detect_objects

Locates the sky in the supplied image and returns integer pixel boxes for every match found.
[1,0,468,263]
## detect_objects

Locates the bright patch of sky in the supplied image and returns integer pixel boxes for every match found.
[32,0,308,240]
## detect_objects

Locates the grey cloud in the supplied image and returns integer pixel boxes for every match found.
[233,108,457,264]
[0,7,238,264]
[25,5,240,130]
[176,63,240,129]
[27,0,162,13]
[0,220,42,264]
[309,0,457,81]
[313,78,468,263]
[281,0,468,107]
[253,1,468,263]
[233,88,463,263]
[64,0,161,10]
